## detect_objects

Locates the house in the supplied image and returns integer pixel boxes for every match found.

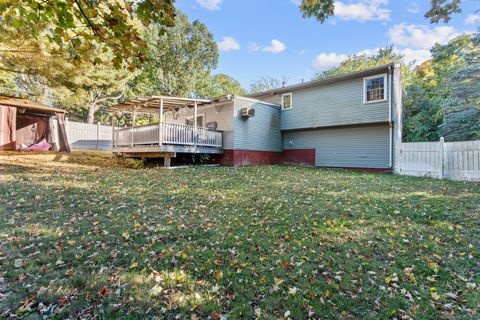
[110,64,402,170]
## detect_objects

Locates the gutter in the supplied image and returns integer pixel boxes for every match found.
[388,65,393,169]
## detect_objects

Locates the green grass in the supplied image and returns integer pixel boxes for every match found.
[0,152,479,319]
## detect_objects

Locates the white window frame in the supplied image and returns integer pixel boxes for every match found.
[281,92,293,110]
[363,74,387,104]
[185,113,205,127]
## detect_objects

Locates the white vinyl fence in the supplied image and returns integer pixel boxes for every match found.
[396,138,480,181]
[65,120,113,150]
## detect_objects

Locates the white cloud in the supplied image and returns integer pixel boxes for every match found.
[335,0,390,22]
[407,2,420,14]
[290,0,301,5]
[312,46,431,72]
[263,39,286,54]
[312,53,348,71]
[388,23,460,50]
[196,0,222,10]
[250,39,286,54]
[217,36,240,52]
[398,48,431,65]
[465,14,480,25]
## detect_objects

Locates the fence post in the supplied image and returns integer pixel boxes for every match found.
[96,122,100,150]
[439,137,445,179]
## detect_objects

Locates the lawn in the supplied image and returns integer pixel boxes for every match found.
[0,152,479,319]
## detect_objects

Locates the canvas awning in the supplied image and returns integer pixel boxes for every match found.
[0,95,66,114]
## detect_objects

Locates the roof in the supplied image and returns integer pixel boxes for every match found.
[110,95,233,114]
[0,95,66,113]
[248,64,397,98]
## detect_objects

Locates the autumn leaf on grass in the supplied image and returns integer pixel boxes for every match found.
[324,289,331,298]
[97,287,111,296]
[213,271,223,281]
[58,296,68,306]
[122,231,130,241]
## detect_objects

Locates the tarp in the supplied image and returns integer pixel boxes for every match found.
[55,112,70,152]
[0,105,70,152]
[16,112,50,148]
[0,106,16,150]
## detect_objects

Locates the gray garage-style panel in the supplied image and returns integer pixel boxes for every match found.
[283,124,391,168]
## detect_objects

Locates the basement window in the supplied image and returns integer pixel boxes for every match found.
[282,93,292,110]
[364,74,387,103]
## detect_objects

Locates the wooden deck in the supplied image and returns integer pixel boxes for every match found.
[112,122,224,163]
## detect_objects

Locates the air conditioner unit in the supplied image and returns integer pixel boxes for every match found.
[240,107,255,118]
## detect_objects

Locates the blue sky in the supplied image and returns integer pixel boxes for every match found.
[176,0,479,89]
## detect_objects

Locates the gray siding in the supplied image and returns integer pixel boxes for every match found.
[233,98,282,152]
[256,75,390,131]
[283,124,391,168]
[164,101,234,149]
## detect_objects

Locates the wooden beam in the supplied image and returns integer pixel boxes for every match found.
[194,100,198,150]
[159,98,164,147]
[121,152,176,159]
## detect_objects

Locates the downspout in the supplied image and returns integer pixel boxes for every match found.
[388,65,393,169]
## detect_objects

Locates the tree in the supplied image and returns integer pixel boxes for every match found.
[0,0,176,73]
[315,47,405,79]
[130,12,218,98]
[249,77,286,94]
[198,74,247,98]
[403,62,443,142]
[296,0,472,24]
[438,33,480,141]
[66,57,134,124]
[403,33,479,142]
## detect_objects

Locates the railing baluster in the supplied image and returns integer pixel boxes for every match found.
[114,122,223,149]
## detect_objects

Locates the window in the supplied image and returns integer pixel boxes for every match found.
[282,93,293,110]
[364,75,387,103]
[186,114,204,127]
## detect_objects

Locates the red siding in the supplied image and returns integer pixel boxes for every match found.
[283,149,315,166]
[233,150,283,166]
[213,150,234,166]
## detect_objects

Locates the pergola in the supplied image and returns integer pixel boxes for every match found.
[111,95,212,115]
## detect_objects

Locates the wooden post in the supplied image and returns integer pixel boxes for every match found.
[194,101,198,150]
[131,110,136,147]
[164,157,171,168]
[159,98,164,147]
[111,115,115,148]
[96,122,100,150]
[439,137,445,180]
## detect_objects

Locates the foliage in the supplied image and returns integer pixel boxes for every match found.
[315,47,406,79]
[249,77,286,94]
[296,0,469,23]
[425,0,463,23]
[402,62,443,142]
[403,33,479,142]
[438,34,480,141]
[297,0,335,23]
[130,12,218,98]
[198,74,248,98]
[125,158,146,170]
[0,0,176,71]
[0,153,479,318]
[63,50,134,124]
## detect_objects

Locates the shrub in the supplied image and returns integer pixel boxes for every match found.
[125,158,145,169]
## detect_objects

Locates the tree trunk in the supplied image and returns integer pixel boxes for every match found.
[87,101,96,124]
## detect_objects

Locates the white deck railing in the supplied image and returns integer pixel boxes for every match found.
[113,122,223,149]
